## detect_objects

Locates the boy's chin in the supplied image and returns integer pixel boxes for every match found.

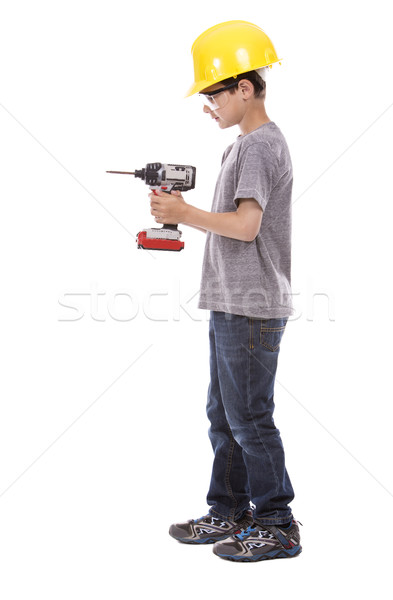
[217,120,236,130]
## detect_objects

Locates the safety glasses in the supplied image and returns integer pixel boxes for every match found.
[198,80,239,110]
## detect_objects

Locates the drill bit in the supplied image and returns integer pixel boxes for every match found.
[106,171,135,175]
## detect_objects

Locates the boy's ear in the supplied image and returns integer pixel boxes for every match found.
[238,79,254,99]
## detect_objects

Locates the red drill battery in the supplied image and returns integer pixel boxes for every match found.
[136,230,184,252]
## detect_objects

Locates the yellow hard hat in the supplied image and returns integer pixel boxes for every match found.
[185,20,282,98]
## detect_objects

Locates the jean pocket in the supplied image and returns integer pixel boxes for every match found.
[260,318,288,352]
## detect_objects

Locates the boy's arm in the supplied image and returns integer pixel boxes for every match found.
[149,190,263,242]
[184,198,262,242]
[185,223,208,234]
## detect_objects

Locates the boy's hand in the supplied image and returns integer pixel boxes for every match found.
[149,189,188,224]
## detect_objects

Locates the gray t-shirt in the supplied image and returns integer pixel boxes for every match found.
[198,121,294,318]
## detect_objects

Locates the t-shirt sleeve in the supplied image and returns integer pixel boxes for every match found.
[234,143,278,212]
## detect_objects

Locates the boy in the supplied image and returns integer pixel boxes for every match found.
[149,20,302,562]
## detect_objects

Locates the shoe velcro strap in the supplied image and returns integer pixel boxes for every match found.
[270,526,294,549]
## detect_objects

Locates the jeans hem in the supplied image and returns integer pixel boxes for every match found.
[253,514,293,526]
[209,506,251,522]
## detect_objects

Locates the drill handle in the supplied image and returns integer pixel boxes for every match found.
[151,189,178,231]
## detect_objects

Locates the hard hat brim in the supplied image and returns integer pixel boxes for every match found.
[184,60,282,98]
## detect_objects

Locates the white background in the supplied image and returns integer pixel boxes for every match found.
[0,0,392,597]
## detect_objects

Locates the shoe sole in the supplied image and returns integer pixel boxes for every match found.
[169,533,234,545]
[213,545,302,562]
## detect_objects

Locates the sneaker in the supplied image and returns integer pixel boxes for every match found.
[213,518,302,562]
[169,510,254,545]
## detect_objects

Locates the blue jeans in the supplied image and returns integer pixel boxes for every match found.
[206,311,294,526]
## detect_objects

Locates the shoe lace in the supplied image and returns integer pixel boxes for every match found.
[234,519,303,543]
[234,525,256,541]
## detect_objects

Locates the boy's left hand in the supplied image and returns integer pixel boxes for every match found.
[149,189,188,224]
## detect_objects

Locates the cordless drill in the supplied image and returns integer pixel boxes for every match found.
[107,162,196,251]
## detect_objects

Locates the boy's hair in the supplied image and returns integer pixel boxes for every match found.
[220,70,266,100]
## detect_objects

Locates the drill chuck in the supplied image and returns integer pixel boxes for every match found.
[133,169,145,180]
